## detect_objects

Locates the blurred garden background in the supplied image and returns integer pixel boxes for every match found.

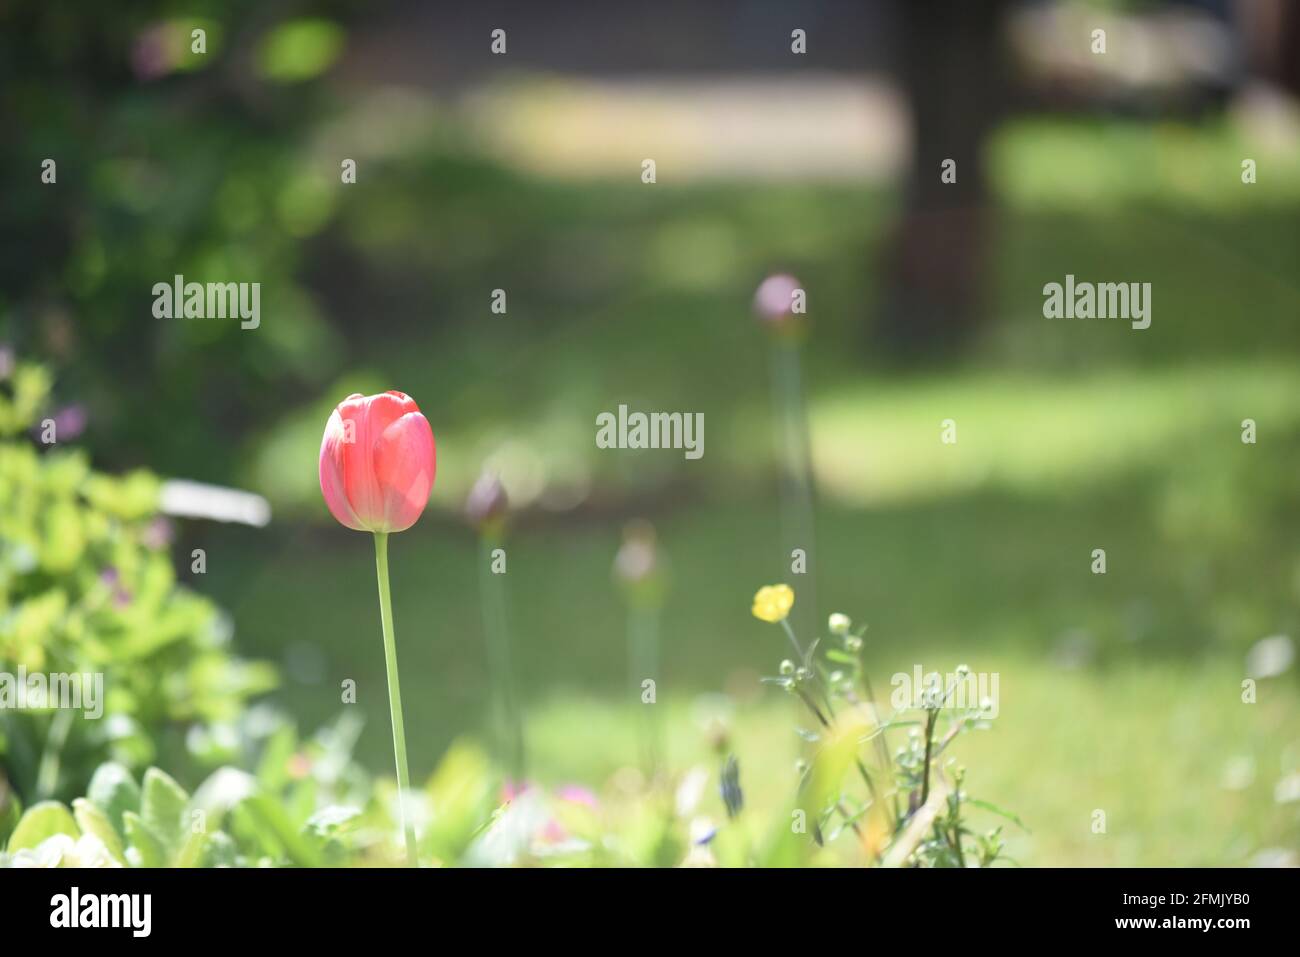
[2,0,1299,865]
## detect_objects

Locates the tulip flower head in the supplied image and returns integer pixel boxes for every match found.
[319,391,436,534]
[751,584,795,624]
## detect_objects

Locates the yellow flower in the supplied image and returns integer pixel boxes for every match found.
[751,584,795,623]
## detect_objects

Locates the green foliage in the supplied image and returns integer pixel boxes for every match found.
[0,2,352,484]
[756,602,1022,867]
[6,801,78,854]
[3,762,255,867]
[0,718,536,868]
[0,710,382,867]
[0,359,275,802]
[257,19,345,83]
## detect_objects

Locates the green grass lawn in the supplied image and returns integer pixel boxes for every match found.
[518,656,1296,867]
[197,117,1299,865]
[205,400,1300,864]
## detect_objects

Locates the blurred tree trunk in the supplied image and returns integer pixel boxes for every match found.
[878,0,1009,357]
[1238,0,1300,95]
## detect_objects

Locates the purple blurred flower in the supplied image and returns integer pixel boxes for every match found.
[719,754,743,819]
[50,404,87,441]
[131,24,180,81]
[464,470,509,532]
[142,516,174,551]
[555,784,598,808]
[501,779,533,803]
[753,273,805,329]
[99,568,131,607]
[691,820,718,846]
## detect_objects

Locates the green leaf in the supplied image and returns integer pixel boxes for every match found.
[87,762,141,834]
[257,19,344,83]
[303,805,361,839]
[255,724,298,793]
[237,795,322,867]
[201,831,238,867]
[41,500,85,571]
[761,715,863,867]
[123,811,166,867]
[141,767,189,852]
[967,798,1030,833]
[8,801,79,852]
[191,767,257,833]
[0,779,22,848]
[174,828,209,868]
[425,740,494,862]
[72,798,125,864]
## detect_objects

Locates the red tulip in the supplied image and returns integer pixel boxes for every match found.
[318,389,434,865]
[319,391,436,533]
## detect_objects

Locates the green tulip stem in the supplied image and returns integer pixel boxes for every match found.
[373,531,417,866]
[479,534,526,780]
[770,339,818,635]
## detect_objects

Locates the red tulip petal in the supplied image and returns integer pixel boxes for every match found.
[373,411,436,533]
[318,409,366,530]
